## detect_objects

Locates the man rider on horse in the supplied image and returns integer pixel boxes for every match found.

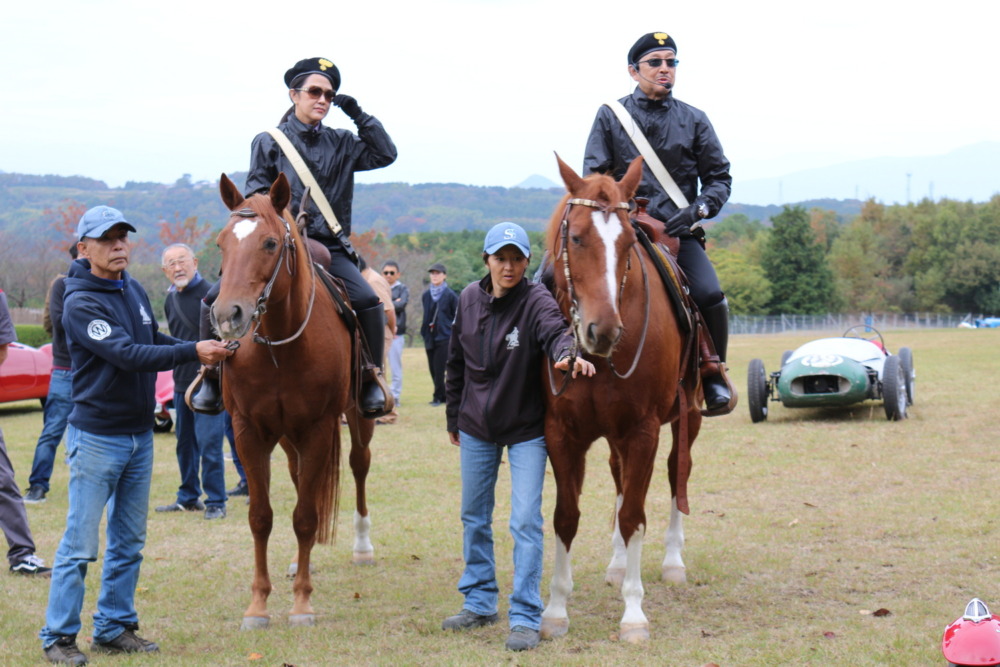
[584,31,734,413]
[192,56,397,418]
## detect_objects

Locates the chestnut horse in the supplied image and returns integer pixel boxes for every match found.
[540,156,703,643]
[212,173,375,630]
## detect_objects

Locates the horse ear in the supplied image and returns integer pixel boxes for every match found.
[219,173,244,211]
[555,152,586,195]
[619,156,644,200]
[270,173,292,213]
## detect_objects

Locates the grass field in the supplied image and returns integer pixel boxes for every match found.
[0,330,997,666]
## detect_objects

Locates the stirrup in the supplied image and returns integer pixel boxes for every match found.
[360,367,394,419]
[185,366,224,415]
[700,371,738,417]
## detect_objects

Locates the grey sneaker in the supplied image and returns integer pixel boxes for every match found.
[91,629,159,654]
[10,553,52,577]
[43,635,88,664]
[204,505,227,520]
[24,484,47,503]
[227,480,249,496]
[441,609,499,631]
[155,500,205,512]
[505,625,540,651]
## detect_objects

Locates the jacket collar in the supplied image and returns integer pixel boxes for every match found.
[632,86,672,111]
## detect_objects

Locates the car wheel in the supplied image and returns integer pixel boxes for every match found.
[153,414,173,433]
[882,355,908,421]
[747,358,769,423]
[897,347,914,405]
[780,350,793,367]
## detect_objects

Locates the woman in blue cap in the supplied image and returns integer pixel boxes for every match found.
[442,222,595,651]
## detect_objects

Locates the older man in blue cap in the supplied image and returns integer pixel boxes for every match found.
[39,206,232,665]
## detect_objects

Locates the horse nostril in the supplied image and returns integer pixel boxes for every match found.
[587,322,598,344]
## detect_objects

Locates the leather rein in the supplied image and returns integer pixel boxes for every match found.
[231,207,317,365]
[547,197,652,396]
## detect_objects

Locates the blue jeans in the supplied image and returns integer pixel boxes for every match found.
[173,392,227,507]
[40,426,154,647]
[224,412,246,485]
[457,431,547,630]
[389,334,404,402]
[28,368,73,492]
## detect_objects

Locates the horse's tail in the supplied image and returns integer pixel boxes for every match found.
[315,426,341,545]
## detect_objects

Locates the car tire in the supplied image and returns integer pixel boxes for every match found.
[747,358,769,423]
[897,347,914,405]
[882,355,908,421]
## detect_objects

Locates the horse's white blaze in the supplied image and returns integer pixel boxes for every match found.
[608,494,627,571]
[662,497,685,570]
[353,510,373,555]
[233,219,258,241]
[591,210,622,312]
[620,523,648,626]
[543,539,573,620]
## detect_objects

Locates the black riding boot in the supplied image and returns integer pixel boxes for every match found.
[701,297,731,411]
[356,303,392,418]
[190,299,224,415]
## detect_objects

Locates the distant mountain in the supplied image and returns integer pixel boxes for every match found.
[514,174,560,189]
[734,142,1000,206]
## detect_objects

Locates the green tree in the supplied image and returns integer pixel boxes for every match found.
[761,206,836,314]
[711,247,772,315]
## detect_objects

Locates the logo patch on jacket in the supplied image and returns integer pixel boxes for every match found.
[87,319,112,341]
[505,326,520,350]
[139,304,152,325]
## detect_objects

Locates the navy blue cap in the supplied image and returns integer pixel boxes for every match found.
[483,222,530,258]
[628,32,677,65]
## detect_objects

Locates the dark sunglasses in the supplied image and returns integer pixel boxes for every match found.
[638,57,679,68]
[382,270,396,275]
[295,86,335,102]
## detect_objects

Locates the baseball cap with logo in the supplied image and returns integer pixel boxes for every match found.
[483,222,531,258]
[77,206,136,241]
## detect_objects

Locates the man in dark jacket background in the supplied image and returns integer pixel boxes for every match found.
[39,206,231,665]
[421,263,458,407]
[583,30,734,413]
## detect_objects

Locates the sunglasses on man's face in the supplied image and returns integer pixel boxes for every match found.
[638,57,680,69]
[295,86,335,102]
[383,270,396,275]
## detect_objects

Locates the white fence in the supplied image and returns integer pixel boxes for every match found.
[731,312,972,334]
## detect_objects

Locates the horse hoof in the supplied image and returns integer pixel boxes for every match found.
[540,617,569,639]
[662,565,687,584]
[352,550,375,565]
[619,622,649,643]
[240,616,270,631]
[289,614,315,627]
[605,567,625,588]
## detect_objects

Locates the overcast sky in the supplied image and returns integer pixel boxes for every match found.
[3,0,998,204]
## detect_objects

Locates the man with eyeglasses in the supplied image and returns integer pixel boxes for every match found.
[154,244,228,520]
[381,261,408,413]
[584,31,734,414]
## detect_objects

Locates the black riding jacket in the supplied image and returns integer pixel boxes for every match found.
[583,88,732,237]
[245,113,397,248]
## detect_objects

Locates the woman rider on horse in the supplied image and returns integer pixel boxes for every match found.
[192,57,398,417]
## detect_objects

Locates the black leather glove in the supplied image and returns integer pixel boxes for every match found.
[665,197,709,231]
[333,94,363,121]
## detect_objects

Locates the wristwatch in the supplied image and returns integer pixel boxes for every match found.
[696,202,709,219]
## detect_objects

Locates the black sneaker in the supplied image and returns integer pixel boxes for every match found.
[505,625,540,651]
[44,635,88,665]
[441,609,499,631]
[91,629,159,654]
[227,480,249,496]
[204,505,227,520]
[10,554,52,577]
[24,485,47,503]
[154,500,205,512]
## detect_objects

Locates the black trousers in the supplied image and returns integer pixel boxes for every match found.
[425,344,448,404]
[676,236,724,309]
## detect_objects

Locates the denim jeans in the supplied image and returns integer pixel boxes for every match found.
[173,392,227,507]
[224,412,246,485]
[28,368,73,492]
[457,431,547,630]
[40,426,154,647]
[389,334,404,402]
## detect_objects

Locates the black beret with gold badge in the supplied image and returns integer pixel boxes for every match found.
[628,32,677,65]
[284,57,341,91]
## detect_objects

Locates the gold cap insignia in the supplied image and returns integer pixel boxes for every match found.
[654,32,669,45]
[318,58,334,71]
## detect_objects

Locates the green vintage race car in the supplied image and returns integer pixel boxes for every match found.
[747,326,915,423]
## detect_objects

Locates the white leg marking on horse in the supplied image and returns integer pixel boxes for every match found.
[606,494,626,585]
[541,539,573,638]
[662,497,687,583]
[233,219,258,241]
[352,510,375,564]
[591,210,622,313]
[620,523,649,629]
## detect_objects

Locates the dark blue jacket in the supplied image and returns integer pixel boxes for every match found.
[62,259,198,435]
